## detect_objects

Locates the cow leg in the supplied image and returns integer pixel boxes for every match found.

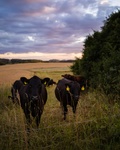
[11,87,20,105]
[63,105,68,120]
[60,102,68,120]
[16,97,20,105]
[24,111,31,128]
[22,104,31,125]
[11,87,16,103]
[21,106,31,132]
[25,111,31,124]
[72,106,76,114]
[72,103,78,120]
[73,102,78,114]
[36,110,42,128]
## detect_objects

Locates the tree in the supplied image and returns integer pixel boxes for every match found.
[70,10,120,100]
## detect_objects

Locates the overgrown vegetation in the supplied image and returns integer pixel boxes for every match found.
[70,10,120,100]
[0,67,120,150]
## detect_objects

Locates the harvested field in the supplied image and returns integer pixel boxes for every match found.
[0,62,72,85]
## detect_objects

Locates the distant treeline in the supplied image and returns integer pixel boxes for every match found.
[0,58,74,65]
[0,59,42,65]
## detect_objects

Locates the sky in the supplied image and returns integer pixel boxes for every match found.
[0,0,120,61]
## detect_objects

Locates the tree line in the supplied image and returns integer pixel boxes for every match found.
[0,58,74,65]
[0,58,43,65]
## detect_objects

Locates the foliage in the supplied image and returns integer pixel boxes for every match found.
[70,10,120,100]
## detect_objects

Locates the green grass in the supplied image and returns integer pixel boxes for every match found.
[0,68,120,150]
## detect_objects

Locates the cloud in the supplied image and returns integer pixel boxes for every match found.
[0,0,120,60]
[0,52,82,61]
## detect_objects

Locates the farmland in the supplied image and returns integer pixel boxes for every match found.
[0,62,72,85]
[0,62,120,150]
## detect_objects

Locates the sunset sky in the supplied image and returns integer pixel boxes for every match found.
[0,0,120,60]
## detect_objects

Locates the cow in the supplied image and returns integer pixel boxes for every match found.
[62,74,87,90]
[42,77,56,87]
[8,77,28,104]
[55,78,81,120]
[8,75,47,128]
[47,79,56,86]
[18,75,47,128]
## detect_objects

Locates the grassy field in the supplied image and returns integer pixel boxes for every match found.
[0,62,120,150]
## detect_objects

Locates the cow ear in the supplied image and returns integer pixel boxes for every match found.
[20,77,29,85]
[41,79,46,85]
[24,81,28,85]
[44,81,47,85]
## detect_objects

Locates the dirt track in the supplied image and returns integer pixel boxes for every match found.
[0,62,72,85]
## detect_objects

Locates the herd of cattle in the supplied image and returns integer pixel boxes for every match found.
[8,74,87,128]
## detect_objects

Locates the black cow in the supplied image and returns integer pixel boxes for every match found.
[19,75,47,127]
[8,77,28,104]
[42,77,56,87]
[55,78,81,120]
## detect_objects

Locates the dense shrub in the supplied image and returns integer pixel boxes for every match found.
[70,10,120,100]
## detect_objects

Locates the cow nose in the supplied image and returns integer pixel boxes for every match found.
[74,95,79,98]
[73,95,79,101]
[31,96,38,100]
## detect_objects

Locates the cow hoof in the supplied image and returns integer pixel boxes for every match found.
[8,96,12,99]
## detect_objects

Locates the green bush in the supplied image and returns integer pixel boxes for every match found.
[70,10,120,101]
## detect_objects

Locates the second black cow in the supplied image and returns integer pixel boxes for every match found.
[55,78,81,120]
[8,77,28,104]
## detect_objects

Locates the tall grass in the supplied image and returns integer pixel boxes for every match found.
[0,68,120,150]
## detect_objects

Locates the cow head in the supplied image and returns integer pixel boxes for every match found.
[65,81,81,113]
[20,76,43,103]
[62,74,87,91]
